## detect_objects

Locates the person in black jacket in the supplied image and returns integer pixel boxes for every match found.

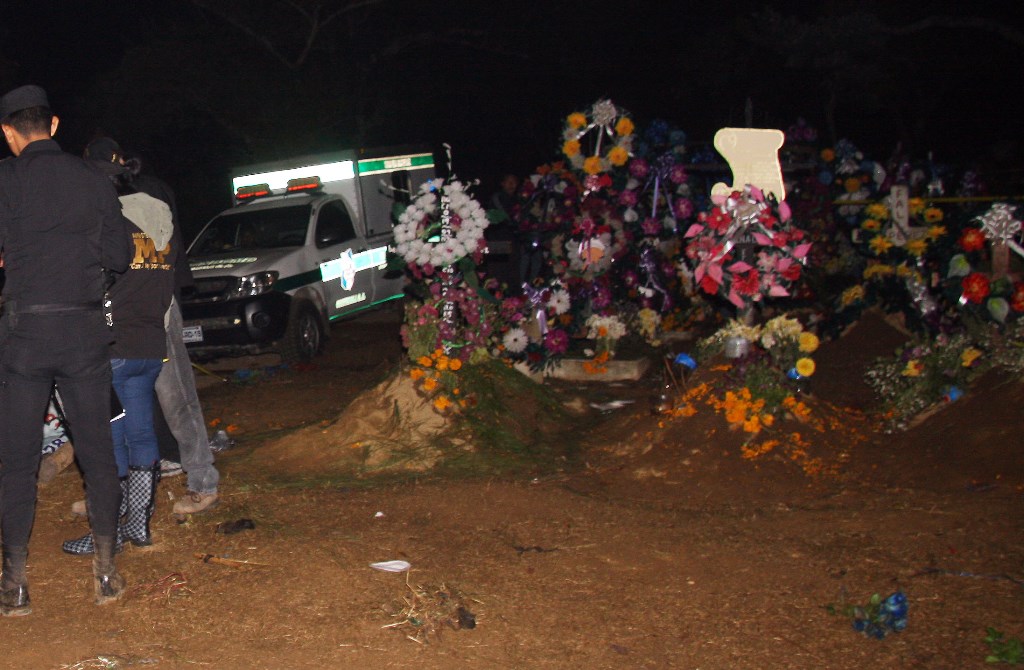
[0,84,132,614]
[82,138,221,516]
[63,148,176,556]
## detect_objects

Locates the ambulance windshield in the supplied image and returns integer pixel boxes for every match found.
[191,204,312,254]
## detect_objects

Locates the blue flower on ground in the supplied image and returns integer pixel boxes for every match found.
[674,353,697,369]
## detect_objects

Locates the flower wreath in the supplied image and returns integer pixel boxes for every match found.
[619,152,694,237]
[393,178,490,273]
[684,185,810,308]
[551,209,627,278]
[561,99,635,176]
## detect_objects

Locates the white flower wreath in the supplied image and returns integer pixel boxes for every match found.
[394,178,490,270]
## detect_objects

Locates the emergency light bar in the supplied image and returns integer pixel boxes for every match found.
[286,176,322,193]
[235,183,272,200]
[232,160,355,194]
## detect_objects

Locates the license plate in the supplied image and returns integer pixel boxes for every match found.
[182,325,204,343]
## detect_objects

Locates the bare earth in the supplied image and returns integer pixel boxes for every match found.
[5,309,1023,670]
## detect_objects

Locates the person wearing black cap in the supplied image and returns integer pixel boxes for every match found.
[0,84,133,615]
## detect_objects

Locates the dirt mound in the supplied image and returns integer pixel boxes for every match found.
[254,371,449,477]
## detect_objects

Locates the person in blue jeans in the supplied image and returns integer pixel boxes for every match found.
[63,151,175,555]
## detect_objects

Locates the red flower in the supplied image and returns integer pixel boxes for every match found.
[781,263,802,282]
[699,274,720,295]
[733,269,761,296]
[706,207,731,232]
[959,227,986,252]
[1011,282,1024,312]
[961,272,990,304]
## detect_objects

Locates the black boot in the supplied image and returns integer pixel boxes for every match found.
[62,479,127,556]
[92,535,125,605]
[1,546,31,617]
[121,464,160,547]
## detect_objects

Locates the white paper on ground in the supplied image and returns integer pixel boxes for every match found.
[369,560,411,572]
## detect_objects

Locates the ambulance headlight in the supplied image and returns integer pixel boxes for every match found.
[231,271,278,298]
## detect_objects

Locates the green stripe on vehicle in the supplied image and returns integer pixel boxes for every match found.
[274,268,323,292]
[356,153,434,176]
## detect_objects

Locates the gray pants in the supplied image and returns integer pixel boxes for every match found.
[156,297,219,495]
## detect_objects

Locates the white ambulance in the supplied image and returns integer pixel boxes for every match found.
[180,146,435,362]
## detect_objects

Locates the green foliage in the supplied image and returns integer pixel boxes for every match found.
[985,628,1024,664]
[448,361,579,475]
[865,332,986,431]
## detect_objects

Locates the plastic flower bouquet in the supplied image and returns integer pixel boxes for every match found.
[684,185,811,310]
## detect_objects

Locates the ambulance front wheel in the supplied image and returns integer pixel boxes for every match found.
[281,302,325,363]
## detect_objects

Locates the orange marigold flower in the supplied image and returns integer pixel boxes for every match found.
[820,148,835,162]
[567,112,587,129]
[583,156,603,175]
[433,395,452,411]
[422,377,438,392]
[417,355,433,367]
[608,146,629,166]
[449,358,463,371]
[615,117,635,136]
[844,177,861,194]
[563,139,581,157]
[436,357,449,371]
[409,368,425,381]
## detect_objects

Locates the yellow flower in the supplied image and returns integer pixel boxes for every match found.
[841,285,865,307]
[924,207,944,223]
[583,156,603,175]
[843,177,862,194]
[820,148,835,162]
[865,203,889,220]
[615,117,634,136]
[961,348,982,367]
[895,264,915,278]
[795,357,816,377]
[926,225,946,241]
[567,112,587,129]
[562,139,581,157]
[861,218,881,231]
[902,360,923,377]
[798,331,820,353]
[905,238,928,257]
[608,145,629,166]
[863,264,893,279]
[868,234,893,255]
[908,198,925,216]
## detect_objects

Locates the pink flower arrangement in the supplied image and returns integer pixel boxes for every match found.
[683,185,811,309]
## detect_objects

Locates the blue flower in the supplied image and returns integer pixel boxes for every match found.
[674,353,697,369]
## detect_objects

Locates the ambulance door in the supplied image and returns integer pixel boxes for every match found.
[315,199,373,320]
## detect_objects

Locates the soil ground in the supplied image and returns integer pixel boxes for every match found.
[5,308,1023,670]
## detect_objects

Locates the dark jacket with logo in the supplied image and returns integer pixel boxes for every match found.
[107,185,175,360]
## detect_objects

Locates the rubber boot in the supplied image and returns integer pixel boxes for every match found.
[62,479,127,556]
[121,464,160,547]
[92,535,126,605]
[1,546,31,617]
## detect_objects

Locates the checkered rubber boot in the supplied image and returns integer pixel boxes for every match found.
[120,464,160,547]
[62,480,128,556]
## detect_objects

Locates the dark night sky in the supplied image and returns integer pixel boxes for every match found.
[3,1,1023,237]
